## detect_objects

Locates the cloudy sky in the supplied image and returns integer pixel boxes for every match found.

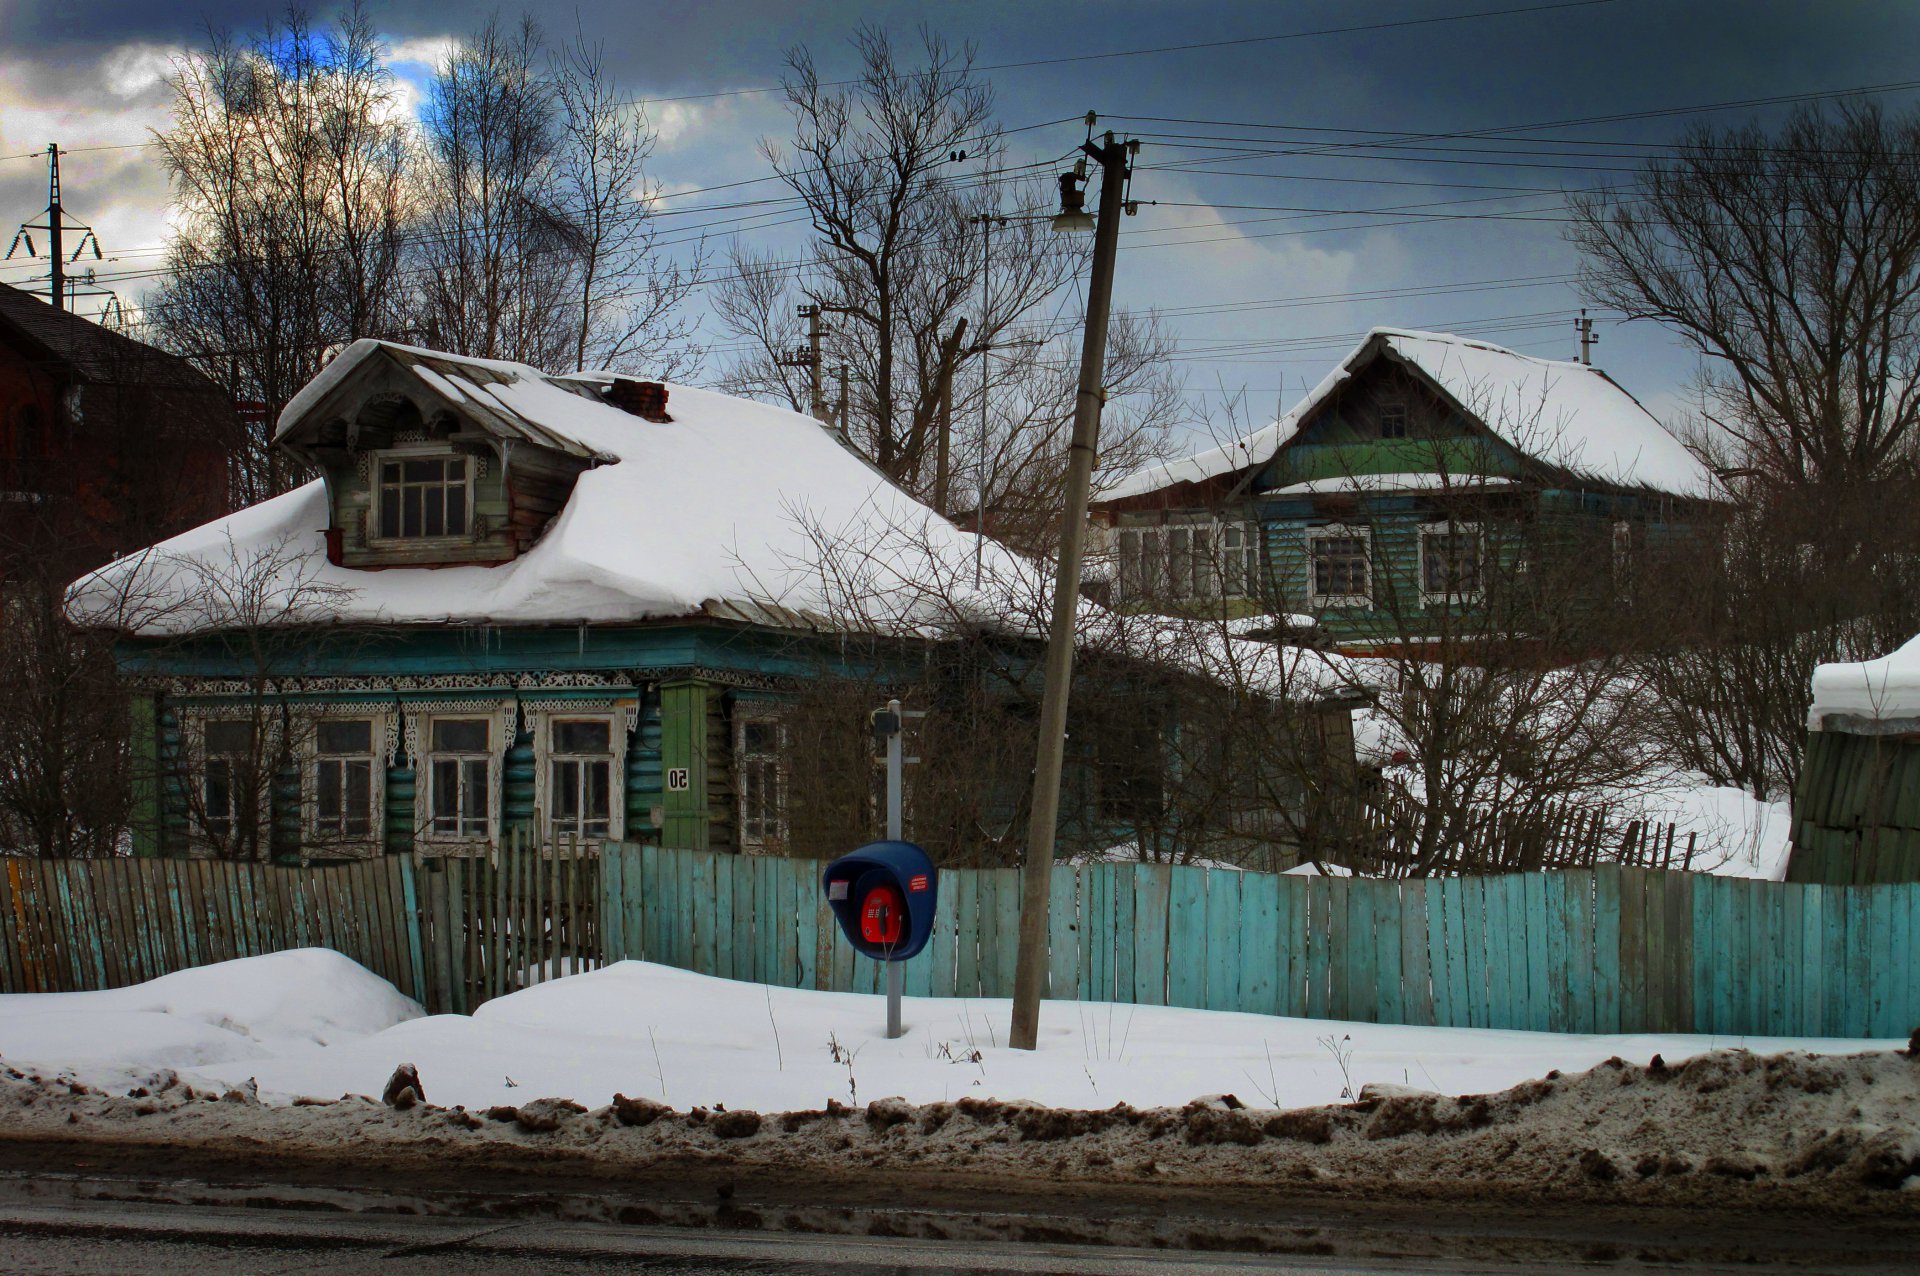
[4,0,1918,452]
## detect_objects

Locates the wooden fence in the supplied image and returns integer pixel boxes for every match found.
[0,839,600,1015]
[600,846,1920,1039]
[8,845,1918,1040]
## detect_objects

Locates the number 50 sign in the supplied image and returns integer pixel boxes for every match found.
[666,767,690,792]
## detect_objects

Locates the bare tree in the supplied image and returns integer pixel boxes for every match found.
[1570,103,1920,490]
[551,32,703,376]
[410,13,573,366]
[149,2,412,503]
[714,24,1179,543]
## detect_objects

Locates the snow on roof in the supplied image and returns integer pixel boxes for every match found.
[68,340,1384,704]
[1100,328,1721,503]
[73,339,1034,639]
[1807,635,1920,730]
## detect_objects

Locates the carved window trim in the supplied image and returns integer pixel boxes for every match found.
[179,706,282,859]
[402,698,517,850]
[524,696,639,844]
[293,702,396,859]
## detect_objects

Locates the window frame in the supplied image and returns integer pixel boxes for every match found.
[368,446,476,546]
[1418,520,1485,607]
[421,714,495,847]
[1379,402,1410,439]
[734,712,788,853]
[1116,519,1262,603]
[294,706,392,858]
[184,709,278,857]
[527,702,633,846]
[1305,523,1374,610]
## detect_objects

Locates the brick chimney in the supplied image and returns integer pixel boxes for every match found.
[604,379,672,422]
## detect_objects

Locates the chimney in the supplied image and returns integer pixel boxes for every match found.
[604,379,672,422]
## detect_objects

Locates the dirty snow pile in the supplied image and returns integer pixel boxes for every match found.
[0,952,1900,1117]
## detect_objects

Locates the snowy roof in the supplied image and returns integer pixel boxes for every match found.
[1808,635,1920,730]
[1100,328,1721,503]
[65,340,1385,706]
[70,339,1036,639]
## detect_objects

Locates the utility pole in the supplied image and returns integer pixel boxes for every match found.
[933,317,968,516]
[835,364,850,439]
[1008,128,1135,1053]
[781,304,827,423]
[1575,309,1599,366]
[8,145,102,313]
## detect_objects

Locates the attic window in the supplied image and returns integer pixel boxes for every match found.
[376,453,470,540]
[1380,404,1408,439]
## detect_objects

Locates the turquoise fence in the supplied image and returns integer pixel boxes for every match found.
[601,846,1920,1039]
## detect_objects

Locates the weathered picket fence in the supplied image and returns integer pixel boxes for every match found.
[7,846,1919,1040]
[0,839,599,1014]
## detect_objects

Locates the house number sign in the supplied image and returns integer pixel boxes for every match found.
[666,767,690,792]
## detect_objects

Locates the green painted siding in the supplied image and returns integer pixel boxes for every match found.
[660,680,711,851]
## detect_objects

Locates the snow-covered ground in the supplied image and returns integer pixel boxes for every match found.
[0,950,1895,1114]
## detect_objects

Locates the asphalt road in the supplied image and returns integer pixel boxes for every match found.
[0,1199,1542,1276]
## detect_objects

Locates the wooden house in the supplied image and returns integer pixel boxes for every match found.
[68,339,1368,865]
[1092,329,1726,650]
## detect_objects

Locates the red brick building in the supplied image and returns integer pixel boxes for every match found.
[0,282,235,578]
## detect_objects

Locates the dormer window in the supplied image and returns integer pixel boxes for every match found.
[1380,404,1409,439]
[376,452,471,540]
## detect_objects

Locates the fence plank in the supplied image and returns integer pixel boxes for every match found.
[1113,863,1137,1008]
[1240,872,1279,1018]
[1275,874,1304,1018]
[1400,880,1433,1028]
[1048,865,1079,1001]
[1166,865,1206,1009]
[1204,869,1241,1012]
[1135,863,1172,1008]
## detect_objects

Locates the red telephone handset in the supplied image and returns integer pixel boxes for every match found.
[860,884,905,946]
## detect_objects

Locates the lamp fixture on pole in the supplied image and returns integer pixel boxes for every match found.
[1008,122,1138,1052]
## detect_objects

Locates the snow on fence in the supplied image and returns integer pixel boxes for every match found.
[601,847,1920,1039]
[6,845,1917,1038]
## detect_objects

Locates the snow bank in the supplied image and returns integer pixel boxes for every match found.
[0,949,421,1086]
[6,954,1893,1116]
[1809,633,1920,728]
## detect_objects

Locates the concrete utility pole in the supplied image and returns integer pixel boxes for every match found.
[1008,130,1135,1053]
[782,304,827,422]
[933,317,968,516]
[1575,309,1599,366]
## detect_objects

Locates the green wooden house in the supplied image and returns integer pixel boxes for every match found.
[1092,329,1725,650]
[69,340,1366,865]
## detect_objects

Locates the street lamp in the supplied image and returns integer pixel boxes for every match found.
[1007,125,1137,1053]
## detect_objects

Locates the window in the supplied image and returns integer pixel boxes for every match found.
[736,717,787,850]
[1380,403,1409,439]
[548,718,613,840]
[426,717,491,841]
[1221,523,1259,598]
[201,719,255,841]
[1307,526,1372,607]
[1116,522,1261,603]
[376,454,469,539]
[1420,523,1482,603]
[311,718,375,839]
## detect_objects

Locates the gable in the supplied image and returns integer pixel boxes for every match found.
[277,347,600,569]
[1255,355,1519,494]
